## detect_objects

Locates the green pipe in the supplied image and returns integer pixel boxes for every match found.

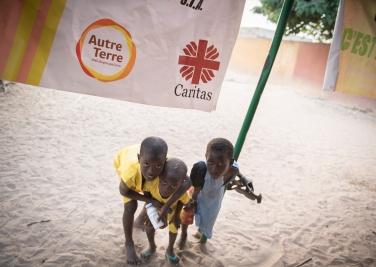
[233,0,295,161]
[200,0,295,244]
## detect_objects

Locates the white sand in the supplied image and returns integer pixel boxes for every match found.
[0,72,376,267]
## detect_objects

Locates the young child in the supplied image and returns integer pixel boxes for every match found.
[113,137,191,266]
[178,138,239,248]
[141,158,190,266]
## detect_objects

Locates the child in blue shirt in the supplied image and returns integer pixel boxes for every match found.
[178,138,239,248]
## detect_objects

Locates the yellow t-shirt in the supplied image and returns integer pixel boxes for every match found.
[114,144,171,203]
[114,144,143,202]
[143,178,190,233]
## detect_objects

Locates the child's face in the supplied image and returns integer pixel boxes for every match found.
[205,149,233,179]
[158,171,183,199]
[138,153,166,181]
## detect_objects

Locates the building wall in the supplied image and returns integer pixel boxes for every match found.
[230,38,301,81]
[229,38,271,76]
[293,42,331,84]
[273,40,300,80]
[229,37,376,110]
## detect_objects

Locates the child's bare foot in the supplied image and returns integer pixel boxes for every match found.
[193,228,203,239]
[140,245,156,264]
[177,232,187,249]
[125,243,141,265]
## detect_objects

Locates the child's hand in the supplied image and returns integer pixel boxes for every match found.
[184,199,197,213]
[152,199,164,211]
[157,205,169,228]
[143,214,153,228]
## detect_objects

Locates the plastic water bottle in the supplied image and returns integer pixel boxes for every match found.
[145,203,164,229]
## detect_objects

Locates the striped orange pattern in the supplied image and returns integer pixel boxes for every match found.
[0,0,26,77]
[26,0,67,85]
[2,0,42,81]
[0,0,67,84]
[16,0,53,83]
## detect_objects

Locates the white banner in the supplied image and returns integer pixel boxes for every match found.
[0,0,245,112]
[323,0,376,98]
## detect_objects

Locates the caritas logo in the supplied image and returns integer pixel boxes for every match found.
[178,40,220,85]
[76,19,136,82]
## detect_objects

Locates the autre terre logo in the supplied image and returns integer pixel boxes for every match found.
[76,18,136,82]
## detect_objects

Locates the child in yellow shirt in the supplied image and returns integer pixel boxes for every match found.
[141,158,190,266]
[113,137,191,266]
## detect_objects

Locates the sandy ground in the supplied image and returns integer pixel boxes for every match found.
[1,72,376,267]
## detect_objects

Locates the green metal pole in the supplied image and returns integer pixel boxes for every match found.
[233,0,295,161]
[200,0,295,244]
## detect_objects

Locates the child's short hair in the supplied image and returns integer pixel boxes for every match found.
[206,138,234,159]
[164,158,187,179]
[140,136,168,157]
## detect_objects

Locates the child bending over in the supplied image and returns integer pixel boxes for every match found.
[141,158,190,267]
[114,137,191,265]
[178,138,239,248]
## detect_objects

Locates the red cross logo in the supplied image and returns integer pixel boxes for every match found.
[178,40,220,85]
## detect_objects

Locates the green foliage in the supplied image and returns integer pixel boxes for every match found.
[252,0,340,41]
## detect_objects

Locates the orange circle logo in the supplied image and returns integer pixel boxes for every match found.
[76,19,136,82]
